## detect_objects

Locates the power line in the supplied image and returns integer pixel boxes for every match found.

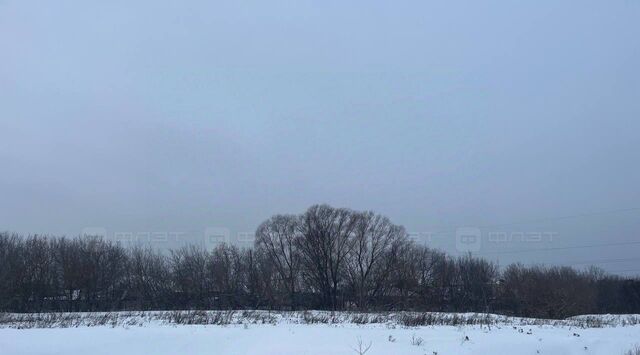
[476,207,640,230]
[525,257,640,267]
[568,257,640,266]
[475,240,640,256]
[420,207,640,266]
[422,206,640,238]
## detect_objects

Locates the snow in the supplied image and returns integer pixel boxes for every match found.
[1,312,639,355]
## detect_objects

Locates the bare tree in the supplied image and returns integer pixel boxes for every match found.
[255,214,301,309]
[171,245,210,309]
[451,254,498,312]
[297,205,359,310]
[22,236,57,312]
[127,246,171,310]
[208,244,245,308]
[345,211,406,309]
[0,233,24,311]
[2,204,640,315]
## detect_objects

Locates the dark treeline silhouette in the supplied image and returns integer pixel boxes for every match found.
[1,205,639,319]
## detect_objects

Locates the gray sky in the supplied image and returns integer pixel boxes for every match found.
[1,1,639,274]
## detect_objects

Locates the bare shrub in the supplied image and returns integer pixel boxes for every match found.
[351,337,372,355]
[411,334,424,346]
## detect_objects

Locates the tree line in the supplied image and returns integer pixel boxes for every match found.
[1,204,639,318]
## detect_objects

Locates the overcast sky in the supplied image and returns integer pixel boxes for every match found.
[1,1,639,273]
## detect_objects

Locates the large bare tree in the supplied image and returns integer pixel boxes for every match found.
[255,214,301,309]
[296,205,359,310]
[346,211,406,309]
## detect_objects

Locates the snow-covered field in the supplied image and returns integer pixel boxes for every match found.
[1,311,639,355]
